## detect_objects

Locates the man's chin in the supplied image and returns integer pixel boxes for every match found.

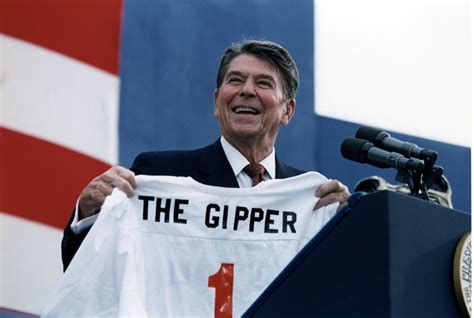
[229,127,261,139]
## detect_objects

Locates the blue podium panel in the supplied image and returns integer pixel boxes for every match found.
[244,191,470,317]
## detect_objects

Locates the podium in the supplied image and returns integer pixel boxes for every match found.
[243,190,471,317]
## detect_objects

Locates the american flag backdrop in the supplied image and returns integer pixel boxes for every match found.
[0,0,471,316]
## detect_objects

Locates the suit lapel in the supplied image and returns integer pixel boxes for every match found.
[275,155,303,179]
[275,156,290,179]
[197,139,239,188]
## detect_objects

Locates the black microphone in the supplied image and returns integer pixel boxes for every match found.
[341,138,424,171]
[355,126,437,161]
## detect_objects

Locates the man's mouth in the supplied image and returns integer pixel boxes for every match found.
[232,106,260,115]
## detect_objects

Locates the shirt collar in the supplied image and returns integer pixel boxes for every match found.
[220,136,276,179]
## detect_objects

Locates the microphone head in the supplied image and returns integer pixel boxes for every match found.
[340,138,373,164]
[355,126,389,143]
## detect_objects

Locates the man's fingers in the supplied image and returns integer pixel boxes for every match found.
[314,192,340,210]
[113,177,136,198]
[313,198,327,210]
[114,167,137,197]
[78,166,136,218]
[314,179,351,211]
[101,166,137,194]
[112,166,138,190]
[78,178,112,217]
[315,179,345,197]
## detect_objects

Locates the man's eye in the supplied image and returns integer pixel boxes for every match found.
[228,78,242,84]
[258,81,273,88]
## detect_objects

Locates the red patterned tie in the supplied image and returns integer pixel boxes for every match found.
[244,163,265,187]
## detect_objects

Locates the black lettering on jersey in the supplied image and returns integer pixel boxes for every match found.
[138,196,189,224]
[264,209,278,233]
[205,203,220,228]
[282,211,297,233]
[174,199,189,224]
[233,206,249,230]
[205,204,230,229]
[222,205,229,229]
[204,204,298,234]
[155,198,171,223]
[249,208,264,232]
[138,195,154,220]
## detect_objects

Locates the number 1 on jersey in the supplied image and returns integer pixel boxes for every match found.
[208,263,234,318]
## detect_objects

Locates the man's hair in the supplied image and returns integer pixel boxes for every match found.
[216,40,299,100]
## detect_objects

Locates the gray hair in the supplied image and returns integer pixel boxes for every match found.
[216,40,299,100]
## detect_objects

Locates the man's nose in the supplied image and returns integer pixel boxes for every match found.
[239,79,256,97]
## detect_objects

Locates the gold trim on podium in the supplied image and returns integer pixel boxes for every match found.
[453,232,471,318]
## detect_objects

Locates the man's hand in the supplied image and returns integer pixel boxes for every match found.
[314,179,350,211]
[78,166,137,220]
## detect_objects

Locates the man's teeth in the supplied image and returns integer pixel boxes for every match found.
[234,107,259,114]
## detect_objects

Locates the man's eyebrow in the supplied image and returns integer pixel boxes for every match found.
[225,71,277,83]
[225,70,244,78]
[255,74,277,83]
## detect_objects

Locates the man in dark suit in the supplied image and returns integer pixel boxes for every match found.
[62,40,350,271]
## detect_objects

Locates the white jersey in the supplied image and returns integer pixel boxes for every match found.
[43,172,337,317]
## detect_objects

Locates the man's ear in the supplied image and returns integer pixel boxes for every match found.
[213,89,220,118]
[281,98,296,126]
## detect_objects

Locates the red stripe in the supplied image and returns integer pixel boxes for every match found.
[0,127,111,229]
[0,0,122,75]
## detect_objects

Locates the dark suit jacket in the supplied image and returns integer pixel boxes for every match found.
[61,139,306,270]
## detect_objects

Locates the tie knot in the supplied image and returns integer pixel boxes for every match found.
[244,163,265,186]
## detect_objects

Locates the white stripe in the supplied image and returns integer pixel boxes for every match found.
[0,34,119,164]
[0,213,63,315]
[314,0,471,147]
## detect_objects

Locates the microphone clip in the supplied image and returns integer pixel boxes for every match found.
[394,156,426,195]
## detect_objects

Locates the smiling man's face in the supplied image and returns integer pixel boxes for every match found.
[214,54,295,148]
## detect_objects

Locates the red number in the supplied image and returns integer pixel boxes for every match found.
[208,263,234,318]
